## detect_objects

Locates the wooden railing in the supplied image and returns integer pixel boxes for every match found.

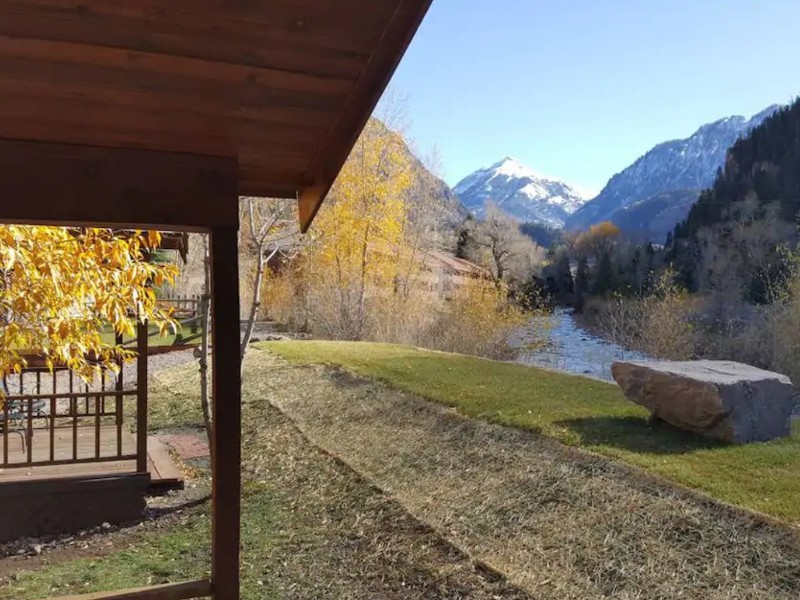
[141,296,206,347]
[157,295,200,318]
[0,324,148,473]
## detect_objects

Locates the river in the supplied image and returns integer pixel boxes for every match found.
[510,308,650,381]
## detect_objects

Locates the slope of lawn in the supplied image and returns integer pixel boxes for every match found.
[265,340,800,525]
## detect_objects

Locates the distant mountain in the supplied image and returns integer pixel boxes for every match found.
[566,105,782,231]
[607,189,700,244]
[453,157,586,228]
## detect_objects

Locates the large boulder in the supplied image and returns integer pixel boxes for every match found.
[611,360,796,443]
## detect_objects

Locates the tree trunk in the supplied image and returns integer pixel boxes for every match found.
[241,246,280,358]
[199,237,213,452]
[240,253,265,359]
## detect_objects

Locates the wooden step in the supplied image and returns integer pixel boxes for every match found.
[147,436,184,491]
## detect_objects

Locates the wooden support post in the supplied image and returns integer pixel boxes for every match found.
[116,332,124,459]
[136,321,148,474]
[209,226,241,600]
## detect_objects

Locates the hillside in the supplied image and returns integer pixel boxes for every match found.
[567,105,781,231]
[370,118,466,231]
[608,189,700,244]
[666,99,800,294]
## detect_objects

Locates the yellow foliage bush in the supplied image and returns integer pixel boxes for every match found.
[418,280,528,359]
[263,266,528,360]
[589,268,697,360]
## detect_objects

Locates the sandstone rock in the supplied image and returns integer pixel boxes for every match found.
[611,360,795,443]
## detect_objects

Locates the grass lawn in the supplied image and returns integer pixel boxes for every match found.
[265,340,800,525]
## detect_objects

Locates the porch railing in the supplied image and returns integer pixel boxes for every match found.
[0,324,148,473]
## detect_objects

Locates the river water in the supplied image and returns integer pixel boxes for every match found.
[510,308,650,381]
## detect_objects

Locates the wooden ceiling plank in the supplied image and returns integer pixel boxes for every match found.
[0,94,322,158]
[0,116,235,158]
[0,54,348,116]
[0,7,370,79]
[0,116,322,173]
[238,181,301,198]
[7,0,396,43]
[0,76,336,130]
[298,0,434,231]
[0,89,325,144]
[0,35,354,96]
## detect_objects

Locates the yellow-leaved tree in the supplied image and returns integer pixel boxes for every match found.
[303,118,417,339]
[262,116,530,358]
[0,226,178,383]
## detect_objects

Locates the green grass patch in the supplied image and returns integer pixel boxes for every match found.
[100,321,205,348]
[0,514,212,599]
[264,340,800,524]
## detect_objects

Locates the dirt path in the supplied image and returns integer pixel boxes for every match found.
[254,348,800,600]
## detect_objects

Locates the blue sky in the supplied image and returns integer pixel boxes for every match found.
[386,0,800,197]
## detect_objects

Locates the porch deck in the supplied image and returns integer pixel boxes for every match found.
[0,425,183,488]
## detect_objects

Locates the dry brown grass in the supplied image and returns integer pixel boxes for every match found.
[254,348,800,600]
[239,381,534,600]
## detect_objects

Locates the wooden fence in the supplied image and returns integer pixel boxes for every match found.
[153,295,206,347]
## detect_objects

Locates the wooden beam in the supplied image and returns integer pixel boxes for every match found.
[0,139,237,229]
[297,0,433,232]
[52,579,212,600]
[136,322,149,474]
[209,226,242,600]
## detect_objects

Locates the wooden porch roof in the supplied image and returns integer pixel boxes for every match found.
[0,0,432,231]
[0,4,433,598]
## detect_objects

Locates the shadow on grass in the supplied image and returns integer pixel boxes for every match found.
[557,415,729,455]
[146,494,210,519]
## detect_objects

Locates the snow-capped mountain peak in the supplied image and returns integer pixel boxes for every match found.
[491,156,544,179]
[454,157,586,228]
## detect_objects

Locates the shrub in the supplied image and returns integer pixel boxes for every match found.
[263,266,529,360]
[416,281,528,360]
[590,269,697,360]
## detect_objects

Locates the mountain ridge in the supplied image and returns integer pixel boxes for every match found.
[565,104,783,232]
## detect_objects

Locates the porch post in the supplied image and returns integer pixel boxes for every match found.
[136,321,149,473]
[209,225,242,600]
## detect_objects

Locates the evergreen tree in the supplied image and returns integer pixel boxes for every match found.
[455,215,474,259]
[592,253,615,295]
